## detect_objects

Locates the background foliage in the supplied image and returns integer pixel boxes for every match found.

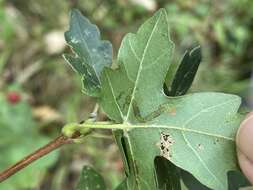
[0,0,252,189]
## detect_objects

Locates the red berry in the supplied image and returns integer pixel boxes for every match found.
[6,91,21,104]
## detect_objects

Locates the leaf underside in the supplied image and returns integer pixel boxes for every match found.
[99,9,243,190]
[64,9,246,190]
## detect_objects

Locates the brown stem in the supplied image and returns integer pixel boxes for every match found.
[0,134,73,183]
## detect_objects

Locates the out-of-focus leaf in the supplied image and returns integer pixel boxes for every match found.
[114,179,128,190]
[64,9,113,97]
[76,166,106,190]
[0,91,58,190]
[168,46,202,96]
[0,51,9,74]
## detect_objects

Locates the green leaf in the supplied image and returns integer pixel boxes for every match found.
[181,169,210,190]
[181,170,251,190]
[100,8,174,123]
[227,171,251,190]
[97,9,243,190]
[64,9,113,97]
[168,46,202,96]
[76,166,106,190]
[155,156,181,190]
[63,8,245,190]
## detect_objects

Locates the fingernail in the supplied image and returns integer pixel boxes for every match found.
[236,112,253,162]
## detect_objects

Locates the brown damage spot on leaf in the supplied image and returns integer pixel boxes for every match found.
[160,132,175,160]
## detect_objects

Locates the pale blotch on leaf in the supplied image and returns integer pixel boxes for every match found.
[168,107,177,116]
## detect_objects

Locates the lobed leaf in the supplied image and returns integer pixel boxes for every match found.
[98,9,243,190]
[64,8,246,190]
[64,9,113,97]
[100,8,174,123]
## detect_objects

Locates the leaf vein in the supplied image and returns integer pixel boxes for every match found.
[128,38,141,62]
[181,132,224,188]
[183,98,237,128]
[125,11,163,121]
[143,50,169,70]
[105,72,125,120]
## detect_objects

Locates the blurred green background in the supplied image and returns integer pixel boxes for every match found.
[0,0,252,189]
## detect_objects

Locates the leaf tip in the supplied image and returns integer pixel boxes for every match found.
[190,45,202,62]
[70,8,81,18]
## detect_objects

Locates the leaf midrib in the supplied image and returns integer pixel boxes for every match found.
[82,123,234,141]
[125,11,163,122]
